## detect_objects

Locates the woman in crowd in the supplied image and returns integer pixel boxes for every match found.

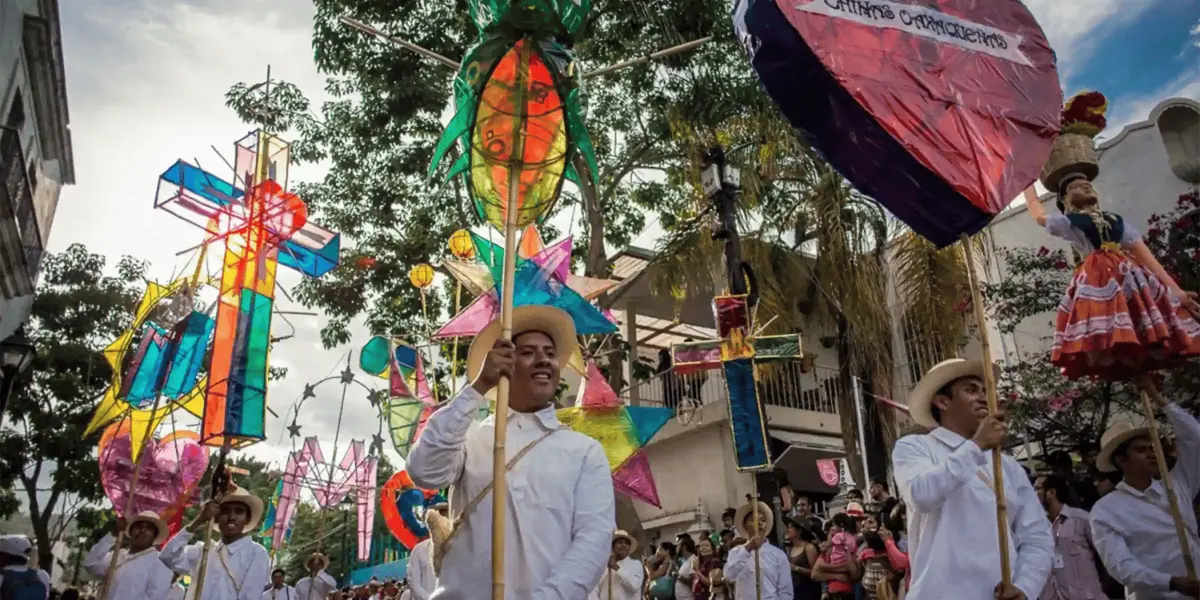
[784,519,822,600]
[813,513,860,600]
[648,542,678,600]
[857,528,909,600]
[693,537,726,600]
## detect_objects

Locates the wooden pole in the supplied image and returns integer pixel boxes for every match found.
[1140,388,1197,579]
[338,16,460,69]
[190,440,233,600]
[960,232,1012,587]
[491,40,530,600]
[751,477,762,600]
[583,37,712,78]
[450,281,463,395]
[419,287,440,403]
[96,393,166,600]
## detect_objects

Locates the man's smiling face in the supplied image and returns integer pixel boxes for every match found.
[510,330,560,410]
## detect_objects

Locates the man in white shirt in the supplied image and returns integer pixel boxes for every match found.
[722,500,792,600]
[295,554,336,600]
[159,486,271,600]
[589,530,644,600]
[261,568,293,600]
[1090,377,1200,599]
[0,535,51,600]
[406,503,447,600]
[83,511,174,600]
[407,306,615,600]
[893,358,1054,600]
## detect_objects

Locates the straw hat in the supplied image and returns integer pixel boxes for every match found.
[305,552,330,571]
[908,358,1002,429]
[1096,420,1150,473]
[733,500,774,539]
[466,306,577,383]
[215,486,265,533]
[127,511,169,545]
[612,530,637,553]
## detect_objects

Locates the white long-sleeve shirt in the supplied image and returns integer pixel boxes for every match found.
[259,585,294,600]
[83,533,174,600]
[894,427,1054,600]
[159,531,271,600]
[407,386,615,600]
[1091,404,1200,599]
[407,538,435,600]
[294,571,336,600]
[588,557,645,600]
[723,543,793,600]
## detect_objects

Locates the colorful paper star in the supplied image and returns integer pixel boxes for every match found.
[556,361,671,507]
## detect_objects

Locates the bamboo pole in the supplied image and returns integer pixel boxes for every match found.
[752,477,762,600]
[450,281,463,395]
[419,287,440,403]
[960,232,1012,587]
[491,40,530,600]
[338,17,460,69]
[96,393,166,600]
[190,440,232,600]
[1140,387,1197,579]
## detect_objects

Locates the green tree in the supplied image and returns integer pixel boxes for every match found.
[0,243,147,575]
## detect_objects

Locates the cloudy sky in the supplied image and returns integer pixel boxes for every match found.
[48,0,1200,472]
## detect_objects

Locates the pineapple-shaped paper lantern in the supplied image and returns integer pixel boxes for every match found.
[448,229,475,260]
[408,263,434,289]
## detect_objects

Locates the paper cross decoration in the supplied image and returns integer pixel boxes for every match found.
[360,338,437,459]
[556,361,672,507]
[672,294,802,471]
[155,130,341,448]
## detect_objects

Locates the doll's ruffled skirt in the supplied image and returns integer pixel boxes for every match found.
[1052,249,1200,380]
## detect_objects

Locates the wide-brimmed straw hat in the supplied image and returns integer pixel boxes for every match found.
[909,358,1002,429]
[1096,419,1151,472]
[612,530,637,553]
[466,306,577,382]
[733,500,774,538]
[214,486,265,533]
[127,511,169,545]
[305,552,330,571]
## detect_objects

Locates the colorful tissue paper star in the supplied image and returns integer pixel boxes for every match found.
[86,279,208,460]
[442,232,618,301]
[556,361,671,507]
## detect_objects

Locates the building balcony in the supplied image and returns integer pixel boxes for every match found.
[0,126,43,299]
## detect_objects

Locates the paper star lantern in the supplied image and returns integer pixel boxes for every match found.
[556,361,671,507]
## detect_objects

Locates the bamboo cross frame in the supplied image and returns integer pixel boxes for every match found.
[1139,386,1197,579]
[960,232,1012,588]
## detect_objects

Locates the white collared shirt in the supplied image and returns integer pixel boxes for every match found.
[82,533,174,600]
[294,571,336,600]
[159,531,271,600]
[260,584,294,600]
[1091,404,1200,600]
[407,386,615,600]
[893,427,1054,600]
[407,538,435,600]
[723,543,793,600]
[588,556,645,600]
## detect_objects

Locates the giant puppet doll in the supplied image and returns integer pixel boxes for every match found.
[1028,91,1200,380]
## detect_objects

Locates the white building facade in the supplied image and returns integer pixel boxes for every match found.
[0,0,74,340]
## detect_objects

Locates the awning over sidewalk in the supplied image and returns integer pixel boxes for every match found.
[769,428,844,495]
